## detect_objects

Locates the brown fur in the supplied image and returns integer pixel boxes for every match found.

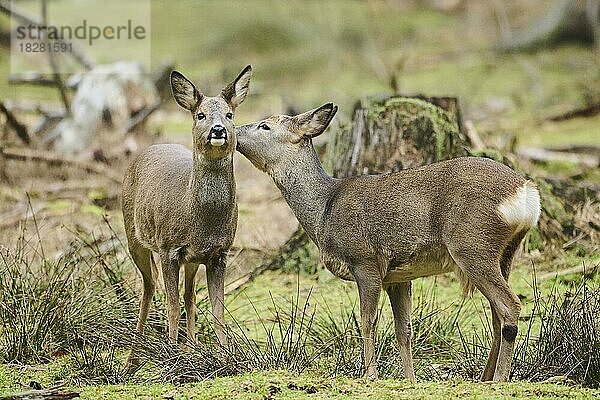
[235,103,541,383]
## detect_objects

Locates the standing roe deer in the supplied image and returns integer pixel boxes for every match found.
[122,66,252,367]
[235,103,541,382]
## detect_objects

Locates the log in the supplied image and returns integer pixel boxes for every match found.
[0,388,79,400]
[546,102,600,121]
[126,100,162,133]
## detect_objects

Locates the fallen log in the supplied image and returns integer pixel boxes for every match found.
[0,388,79,400]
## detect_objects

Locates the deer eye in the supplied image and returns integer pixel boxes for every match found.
[225,112,233,120]
[258,123,270,131]
[197,112,206,120]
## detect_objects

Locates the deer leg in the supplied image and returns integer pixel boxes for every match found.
[183,263,199,348]
[206,254,227,346]
[355,268,382,379]
[125,242,156,371]
[481,305,502,381]
[386,282,416,383]
[449,246,521,382]
[160,250,181,344]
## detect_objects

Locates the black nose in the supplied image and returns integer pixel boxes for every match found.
[210,125,226,138]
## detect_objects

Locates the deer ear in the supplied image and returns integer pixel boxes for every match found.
[171,71,202,111]
[221,65,252,109]
[295,103,338,139]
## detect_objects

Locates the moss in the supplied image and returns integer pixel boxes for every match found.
[2,369,600,399]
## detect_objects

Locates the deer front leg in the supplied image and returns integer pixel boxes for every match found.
[184,263,199,347]
[160,251,181,343]
[386,282,416,382]
[355,267,382,379]
[206,253,227,346]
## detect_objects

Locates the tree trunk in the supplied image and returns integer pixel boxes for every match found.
[501,0,600,51]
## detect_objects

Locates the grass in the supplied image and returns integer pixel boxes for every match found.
[1,219,599,397]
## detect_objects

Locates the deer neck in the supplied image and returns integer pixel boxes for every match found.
[270,145,336,241]
[188,153,235,225]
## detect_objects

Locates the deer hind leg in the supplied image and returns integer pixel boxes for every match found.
[355,267,382,379]
[448,245,521,382]
[206,254,227,346]
[481,305,502,381]
[160,250,182,343]
[126,241,156,370]
[386,282,416,382]
[184,263,199,347]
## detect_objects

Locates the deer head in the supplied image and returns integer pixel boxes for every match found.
[171,65,252,160]
[236,103,337,172]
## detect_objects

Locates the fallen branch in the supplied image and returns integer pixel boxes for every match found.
[0,102,31,145]
[0,147,122,183]
[126,100,161,133]
[516,146,599,168]
[538,262,599,282]
[8,72,65,88]
[547,102,600,122]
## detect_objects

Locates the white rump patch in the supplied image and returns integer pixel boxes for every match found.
[497,182,541,229]
[210,138,226,147]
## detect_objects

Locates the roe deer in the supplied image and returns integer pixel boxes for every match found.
[122,66,252,367]
[235,103,541,382]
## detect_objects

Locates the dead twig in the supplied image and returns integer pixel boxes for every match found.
[126,100,161,133]
[0,102,31,145]
[0,147,122,183]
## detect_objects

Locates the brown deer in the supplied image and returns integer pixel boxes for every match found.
[122,66,252,368]
[235,103,541,382]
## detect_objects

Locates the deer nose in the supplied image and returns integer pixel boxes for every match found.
[210,125,226,138]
